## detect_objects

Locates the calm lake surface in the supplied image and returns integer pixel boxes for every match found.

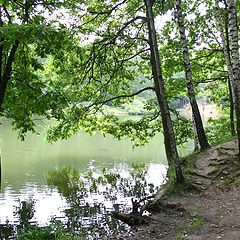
[0,118,193,226]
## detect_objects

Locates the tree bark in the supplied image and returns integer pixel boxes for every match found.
[226,0,240,155]
[0,155,1,190]
[0,8,3,83]
[175,0,210,150]
[192,113,200,151]
[144,0,184,183]
[215,0,236,135]
[0,40,19,109]
[0,8,2,191]
[228,78,235,136]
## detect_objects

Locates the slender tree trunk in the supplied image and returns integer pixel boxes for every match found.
[225,8,236,136]
[0,40,19,109]
[0,8,2,191]
[175,0,210,150]
[226,0,240,155]
[192,113,200,151]
[0,8,3,83]
[215,0,236,135]
[0,155,1,190]
[144,0,184,183]
[228,78,235,136]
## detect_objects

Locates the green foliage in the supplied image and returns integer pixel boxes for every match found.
[1,0,236,166]
[164,180,197,196]
[164,166,199,196]
[14,199,35,228]
[11,198,84,240]
[46,108,193,148]
[17,225,54,240]
[188,213,204,231]
[17,221,85,240]
[121,97,147,115]
[174,212,204,240]
[206,112,235,145]
[172,112,194,146]
[46,113,162,147]
[0,0,75,139]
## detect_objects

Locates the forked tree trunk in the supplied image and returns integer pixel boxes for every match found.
[226,0,240,155]
[215,0,236,135]
[144,0,184,183]
[175,0,210,150]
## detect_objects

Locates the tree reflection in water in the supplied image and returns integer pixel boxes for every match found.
[46,163,160,239]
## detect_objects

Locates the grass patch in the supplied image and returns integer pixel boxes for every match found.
[164,181,197,196]
[17,222,86,240]
[174,212,204,240]
[163,166,201,196]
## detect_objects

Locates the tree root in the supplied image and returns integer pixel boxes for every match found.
[111,196,154,226]
[111,212,150,226]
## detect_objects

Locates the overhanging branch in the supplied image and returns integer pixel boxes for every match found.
[191,48,223,61]
[196,76,228,83]
[86,86,155,113]
[118,48,150,62]
[2,5,12,24]
[100,86,155,104]
[88,0,127,15]
[95,16,147,49]
[193,62,228,73]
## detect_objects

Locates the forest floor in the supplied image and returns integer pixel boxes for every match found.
[124,139,240,240]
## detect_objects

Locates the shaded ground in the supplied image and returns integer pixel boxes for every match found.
[122,140,240,240]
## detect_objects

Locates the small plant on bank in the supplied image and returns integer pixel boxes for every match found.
[13,199,86,240]
[17,222,85,240]
[174,212,204,240]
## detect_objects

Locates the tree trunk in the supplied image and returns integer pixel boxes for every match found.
[226,0,240,155]
[192,113,200,151]
[0,155,1,190]
[228,78,235,136]
[0,8,3,83]
[215,0,236,135]
[225,8,236,136]
[175,0,210,150]
[0,40,19,109]
[144,0,184,183]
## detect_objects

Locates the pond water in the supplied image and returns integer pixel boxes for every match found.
[0,118,193,238]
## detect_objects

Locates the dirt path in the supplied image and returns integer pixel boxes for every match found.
[125,140,240,240]
[168,187,240,240]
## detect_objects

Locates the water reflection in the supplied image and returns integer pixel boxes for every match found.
[46,163,167,239]
[0,163,167,239]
